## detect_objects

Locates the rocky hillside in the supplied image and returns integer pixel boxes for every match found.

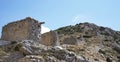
[0,21,120,62]
[0,40,90,62]
[56,22,120,62]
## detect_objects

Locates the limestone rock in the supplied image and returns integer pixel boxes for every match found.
[44,56,59,62]
[46,46,89,62]
[1,52,24,62]
[48,46,68,60]
[75,56,89,62]
[18,55,44,62]
[15,40,47,55]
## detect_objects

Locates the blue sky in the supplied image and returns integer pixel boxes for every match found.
[0,0,120,37]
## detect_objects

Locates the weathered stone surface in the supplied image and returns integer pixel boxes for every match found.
[112,42,120,53]
[17,44,89,62]
[1,52,24,62]
[1,17,44,42]
[0,40,17,52]
[45,46,89,62]
[18,55,44,62]
[44,56,59,62]
[0,40,11,46]
[0,39,89,62]
[62,36,78,45]
[48,46,68,60]
[56,22,120,62]
[14,40,47,55]
[75,56,89,62]
[40,31,59,46]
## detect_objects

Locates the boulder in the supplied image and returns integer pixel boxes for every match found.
[14,40,47,55]
[75,56,89,62]
[47,46,68,60]
[65,51,76,62]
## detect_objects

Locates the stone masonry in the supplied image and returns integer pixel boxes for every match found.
[40,31,59,46]
[1,17,44,41]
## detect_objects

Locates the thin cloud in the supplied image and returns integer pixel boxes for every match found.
[73,16,81,22]
[72,15,93,23]
[41,26,50,34]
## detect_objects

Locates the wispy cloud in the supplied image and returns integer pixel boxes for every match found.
[41,26,50,34]
[72,15,93,24]
[73,16,81,22]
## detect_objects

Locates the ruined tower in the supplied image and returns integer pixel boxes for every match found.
[1,17,44,41]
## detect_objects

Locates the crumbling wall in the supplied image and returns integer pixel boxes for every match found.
[1,19,30,41]
[28,19,43,42]
[40,31,59,46]
[1,17,60,46]
[1,17,43,41]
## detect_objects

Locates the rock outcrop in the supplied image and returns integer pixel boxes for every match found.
[56,22,120,62]
[0,40,89,62]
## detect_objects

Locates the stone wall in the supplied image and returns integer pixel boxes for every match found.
[1,17,44,41]
[40,31,59,46]
[28,18,44,41]
[1,17,60,46]
[1,19,29,41]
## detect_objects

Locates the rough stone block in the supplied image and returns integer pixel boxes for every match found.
[40,31,59,46]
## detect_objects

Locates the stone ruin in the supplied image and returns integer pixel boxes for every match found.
[1,17,59,46]
[1,17,44,42]
[0,17,61,47]
[40,31,59,46]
